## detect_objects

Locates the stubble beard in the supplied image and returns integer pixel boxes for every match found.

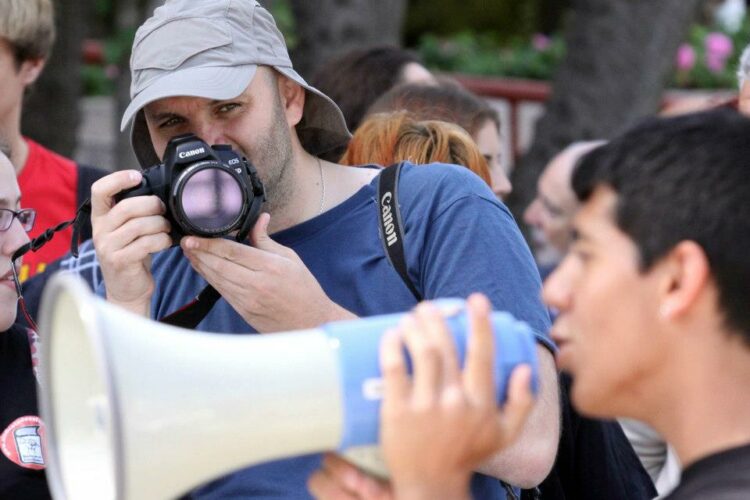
[252,89,295,218]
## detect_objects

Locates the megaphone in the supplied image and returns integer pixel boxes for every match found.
[38,274,539,500]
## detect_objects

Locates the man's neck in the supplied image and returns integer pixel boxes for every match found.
[650,337,750,469]
[263,154,326,234]
[265,153,378,235]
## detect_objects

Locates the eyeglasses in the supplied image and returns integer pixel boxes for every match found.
[0,208,36,232]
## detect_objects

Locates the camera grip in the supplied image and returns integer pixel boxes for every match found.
[113,179,152,203]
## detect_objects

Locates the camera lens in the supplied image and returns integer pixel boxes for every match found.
[176,166,245,235]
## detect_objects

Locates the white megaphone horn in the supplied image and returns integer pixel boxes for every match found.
[38,274,540,500]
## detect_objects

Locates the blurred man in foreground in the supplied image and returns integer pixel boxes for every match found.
[545,109,750,499]
[525,140,679,496]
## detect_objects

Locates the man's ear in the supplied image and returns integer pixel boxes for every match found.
[19,58,46,86]
[657,241,711,321]
[277,75,305,128]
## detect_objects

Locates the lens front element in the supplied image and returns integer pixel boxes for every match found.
[175,164,246,236]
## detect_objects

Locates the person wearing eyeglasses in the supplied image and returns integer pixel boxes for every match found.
[0,147,50,499]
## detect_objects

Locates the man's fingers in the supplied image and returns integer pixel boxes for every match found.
[380,328,410,407]
[111,233,173,265]
[401,313,441,407]
[184,247,255,289]
[414,302,461,389]
[182,228,287,269]
[182,237,257,268]
[464,293,496,404]
[93,196,167,244]
[90,170,143,217]
[308,469,359,500]
[323,454,368,492]
[496,364,534,445]
[101,214,171,252]
[309,454,392,500]
[249,212,293,255]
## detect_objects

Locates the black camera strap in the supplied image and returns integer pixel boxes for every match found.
[12,200,92,263]
[377,162,421,301]
[159,284,221,328]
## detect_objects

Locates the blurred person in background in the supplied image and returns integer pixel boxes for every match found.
[367,81,512,200]
[310,46,436,137]
[341,111,492,185]
[0,144,50,499]
[523,142,604,277]
[0,0,104,282]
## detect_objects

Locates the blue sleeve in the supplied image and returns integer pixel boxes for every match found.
[402,166,553,349]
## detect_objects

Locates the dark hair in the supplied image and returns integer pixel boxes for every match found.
[310,46,427,133]
[573,109,750,341]
[367,80,500,138]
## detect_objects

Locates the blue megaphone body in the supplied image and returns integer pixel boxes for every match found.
[322,299,540,449]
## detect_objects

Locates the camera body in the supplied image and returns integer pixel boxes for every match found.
[115,134,265,243]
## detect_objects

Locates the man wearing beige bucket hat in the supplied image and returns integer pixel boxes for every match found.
[88,1,560,498]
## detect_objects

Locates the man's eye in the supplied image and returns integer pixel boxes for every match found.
[217,103,240,113]
[160,117,182,128]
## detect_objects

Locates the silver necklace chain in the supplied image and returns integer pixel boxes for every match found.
[317,157,325,215]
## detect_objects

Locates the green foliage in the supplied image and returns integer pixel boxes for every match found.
[671,19,750,89]
[81,28,136,96]
[417,31,564,80]
[417,15,749,89]
[404,0,554,47]
[81,64,111,96]
[268,0,297,50]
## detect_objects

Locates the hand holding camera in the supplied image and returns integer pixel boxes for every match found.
[93,134,352,330]
[114,134,266,243]
[91,135,265,316]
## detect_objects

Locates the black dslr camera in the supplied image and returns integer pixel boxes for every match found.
[115,134,265,242]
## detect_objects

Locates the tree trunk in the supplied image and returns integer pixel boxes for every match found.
[537,0,572,34]
[113,0,160,170]
[508,0,702,218]
[288,0,407,79]
[21,0,84,157]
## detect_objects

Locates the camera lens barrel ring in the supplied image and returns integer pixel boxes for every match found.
[170,160,250,238]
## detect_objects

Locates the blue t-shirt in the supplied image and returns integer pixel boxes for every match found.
[141,162,552,499]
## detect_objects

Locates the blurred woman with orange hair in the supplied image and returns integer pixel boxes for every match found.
[340,111,492,187]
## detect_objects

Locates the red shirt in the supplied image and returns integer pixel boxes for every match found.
[16,139,78,282]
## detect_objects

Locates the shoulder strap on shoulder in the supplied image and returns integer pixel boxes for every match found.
[377,163,421,301]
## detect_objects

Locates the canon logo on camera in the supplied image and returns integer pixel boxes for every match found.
[178,147,206,159]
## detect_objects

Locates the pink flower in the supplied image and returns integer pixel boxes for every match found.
[532,33,551,51]
[105,64,120,80]
[706,53,727,73]
[676,44,696,71]
[705,32,733,59]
